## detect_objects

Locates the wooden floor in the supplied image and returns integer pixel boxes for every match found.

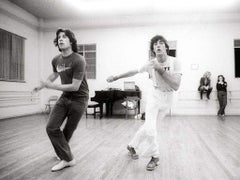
[0,114,240,180]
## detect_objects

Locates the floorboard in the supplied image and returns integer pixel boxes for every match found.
[0,114,240,180]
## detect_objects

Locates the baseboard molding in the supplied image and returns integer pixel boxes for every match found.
[0,111,43,120]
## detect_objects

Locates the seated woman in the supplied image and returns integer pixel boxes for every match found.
[198,71,213,99]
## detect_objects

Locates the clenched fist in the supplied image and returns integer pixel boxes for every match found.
[106,75,116,82]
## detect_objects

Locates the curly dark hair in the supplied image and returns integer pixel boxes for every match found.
[150,35,169,56]
[53,28,78,53]
[217,75,226,83]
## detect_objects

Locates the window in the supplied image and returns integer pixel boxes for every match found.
[0,28,25,82]
[77,44,96,79]
[234,39,240,78]
[168,41,177,57]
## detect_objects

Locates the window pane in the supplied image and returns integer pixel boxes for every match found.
[77,45,83,51]
[11,35,19,80]
[87,72,96,79]
[85,44,96,51]
[169,50,176,57]
[234,46,240,78]
[85,52,96,59]
[0,30,11,79]
[86,65,96,72]
[20,40,24,80]
[78,43,96,79]
[86,58,96,65]
[234,39,240,47]
[0,28,24,82]
[168,41,177,49]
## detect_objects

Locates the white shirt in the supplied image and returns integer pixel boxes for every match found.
[138,56,181,92]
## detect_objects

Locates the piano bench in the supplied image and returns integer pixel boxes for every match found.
[86,103,102,119]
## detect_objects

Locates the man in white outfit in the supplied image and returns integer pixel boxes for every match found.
[107,35,182,171]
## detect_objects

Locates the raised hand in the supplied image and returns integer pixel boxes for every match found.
[150,59,160,69]
[139,61,155,73]
[32,86,41,94]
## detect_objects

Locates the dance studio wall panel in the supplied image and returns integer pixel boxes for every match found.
[0,1,42,119]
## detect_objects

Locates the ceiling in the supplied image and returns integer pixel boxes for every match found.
[8,0,240,21]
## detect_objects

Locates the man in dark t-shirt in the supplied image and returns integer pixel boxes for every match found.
[52,52,89,99]
[33,28,89,172]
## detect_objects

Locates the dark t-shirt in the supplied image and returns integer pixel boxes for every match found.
[52,53,89,99]
[216,82,227,92]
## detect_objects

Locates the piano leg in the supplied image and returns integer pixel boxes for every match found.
[100,103,103,119]
[106,102,110,117]
[110,102,113,116]
[105,102,113,117]
[138,101,140,114]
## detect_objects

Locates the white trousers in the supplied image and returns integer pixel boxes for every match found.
[128,86,173,158]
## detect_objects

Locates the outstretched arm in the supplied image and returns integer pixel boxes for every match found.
[107,69,139,82]
[107,60,152,82]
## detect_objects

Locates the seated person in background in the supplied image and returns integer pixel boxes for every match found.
[198,71,213,99]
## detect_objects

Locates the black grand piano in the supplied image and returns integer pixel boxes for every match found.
[91,89,141,118]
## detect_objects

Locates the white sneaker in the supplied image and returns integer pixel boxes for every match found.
[51,159,76,172]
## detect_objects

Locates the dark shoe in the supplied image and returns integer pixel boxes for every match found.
[127,145,139,160]
[146,157,159,171]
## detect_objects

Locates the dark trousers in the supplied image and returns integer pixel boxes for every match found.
[199,86,213,99]
[46,96,88,161]
[217,91,227,115]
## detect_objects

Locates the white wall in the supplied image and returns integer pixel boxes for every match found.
[1,0,240,118]
[0,1,42,119]
[41,20,240,115]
